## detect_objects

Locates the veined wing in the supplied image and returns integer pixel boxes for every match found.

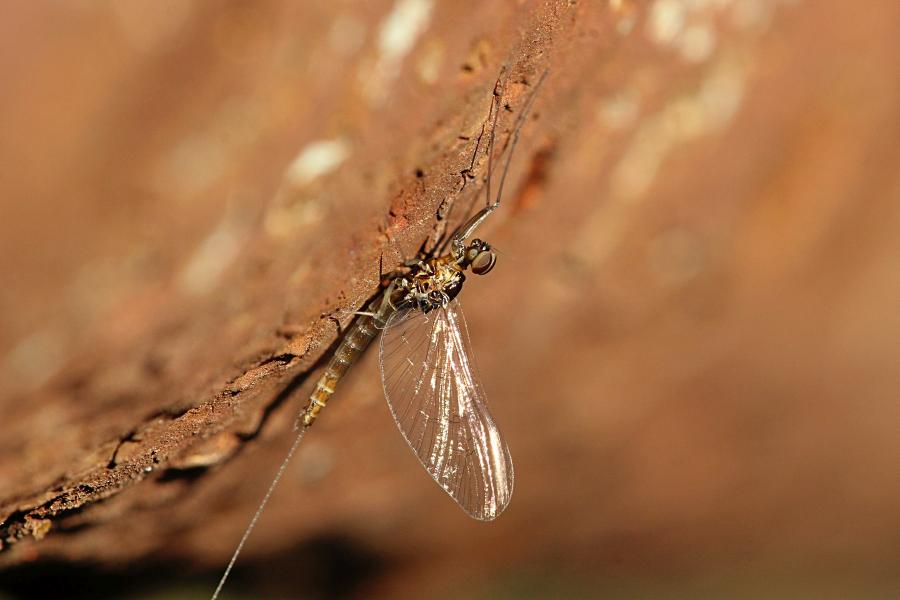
[379,299,513,521]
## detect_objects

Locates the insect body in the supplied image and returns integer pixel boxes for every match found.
[294,63,551,517]
[296,67,546,520]
[298,236,509,520]
[212,67,546,600]
[301,237,496,422]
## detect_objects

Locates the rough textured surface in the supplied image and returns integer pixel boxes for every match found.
[2,0,900,597]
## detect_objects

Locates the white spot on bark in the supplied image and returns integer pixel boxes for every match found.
[648,228,706,286]
[597,89,641,131]
[328,14,367,57]
[3,329,65,392]
[610,53,747,203]
[178,203,252,295]
[363,0,434,104]
[679,22,716,63]
[648,0,687,46]
[416,39,444,84]
[609,0,638,35]
[730,0,775,31]
[285,138,350,187]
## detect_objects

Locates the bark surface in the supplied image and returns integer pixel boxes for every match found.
[1,1,899,597]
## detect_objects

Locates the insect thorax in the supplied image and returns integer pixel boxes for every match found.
[397,255,465,312]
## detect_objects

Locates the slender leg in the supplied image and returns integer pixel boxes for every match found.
[439,71,507,257]
[450,68,549,255]
[437,72,506,256]
[493,69,549,214]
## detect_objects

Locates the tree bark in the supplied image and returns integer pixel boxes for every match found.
[2,0,899,596]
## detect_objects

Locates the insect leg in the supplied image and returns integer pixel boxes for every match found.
[449,68,549,255]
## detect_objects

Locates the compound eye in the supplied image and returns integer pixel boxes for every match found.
[471,250,496,275]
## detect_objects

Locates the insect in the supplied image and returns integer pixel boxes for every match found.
[212,67,546,600]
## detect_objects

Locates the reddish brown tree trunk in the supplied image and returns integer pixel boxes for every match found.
[2,1,899,597]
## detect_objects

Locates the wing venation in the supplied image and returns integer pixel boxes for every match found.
[379,299,513,520]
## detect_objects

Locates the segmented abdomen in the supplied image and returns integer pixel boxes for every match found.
[299,298,393,428]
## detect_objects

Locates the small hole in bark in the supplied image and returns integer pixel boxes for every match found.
[157,465,209,483]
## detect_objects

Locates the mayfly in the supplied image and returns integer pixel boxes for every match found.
[212,68,547,599]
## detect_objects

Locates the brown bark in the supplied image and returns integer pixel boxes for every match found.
[2,0,900,597]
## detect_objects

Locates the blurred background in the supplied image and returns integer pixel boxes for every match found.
[1,1,899,598]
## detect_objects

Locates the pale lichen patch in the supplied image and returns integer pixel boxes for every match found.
[264,138,350,238]
[284,138,351,188]
[154,97,265,199]
[362,0,434,104]
[328,13,367,57]
[2,328,66,393]
[416,38,444,84]
[648,228,707,287]
[169,432,240,469]
[648,0,688,47]
[679,22,717,62]
[730,0,776,31]
[647,0,724,64]
[610,52,748,203]
[264,197,326,239]
[573,52,750,269]
[609,0,639,36]
[29,518,52,541]
[178,203,253,296]
[597,88,642,131]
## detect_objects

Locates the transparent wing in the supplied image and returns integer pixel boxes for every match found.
[379,299,513,521]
